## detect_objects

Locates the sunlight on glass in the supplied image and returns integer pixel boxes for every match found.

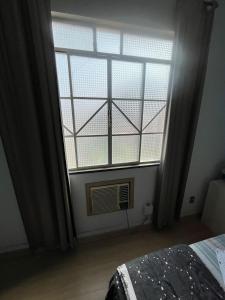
[77,137,108,167]
[71,56,107,98]
[52,21,93,51]
[145,64,170,100]
[73,100,106,132]
[112,135,139,164]
[141,134,163,162]
[64,138,77,169]
[123,33,173,60]
[96,27,120,54]
[112,61,142,99]
[55,53,70,97]
[53,20,173,169]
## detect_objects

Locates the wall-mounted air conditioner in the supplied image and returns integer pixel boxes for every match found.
[86,178,134,216]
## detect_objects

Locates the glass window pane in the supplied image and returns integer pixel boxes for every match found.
[74,99,106,132]
[141,134,163,162]
[145,63,170,100]
[112,103,139,134]
[143,106,166,133]
[60,99,73,135]
[113,100,142,130]
[55,53,70,97]
[96,27,120,54]
[112,61,143,99]
[78,104,108,136]
[71,56,107,98]
[123,33,173,60]
[52,21,93,51]
[112,135,139,164]
[142,101,166,130]
[64,137,76,169]
[77,136,108,167]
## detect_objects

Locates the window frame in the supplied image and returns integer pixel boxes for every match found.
[53,18,174,172]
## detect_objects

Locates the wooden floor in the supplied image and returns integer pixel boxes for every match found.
[0,217,212,300]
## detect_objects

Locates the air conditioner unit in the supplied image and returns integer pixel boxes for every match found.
[86,178,134,216]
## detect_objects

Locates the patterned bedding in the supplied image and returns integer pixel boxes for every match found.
[106,235,225,300]
[190,234,225,291]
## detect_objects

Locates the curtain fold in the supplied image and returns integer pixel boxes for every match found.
[153,0,218,228]
[0,0,76,250]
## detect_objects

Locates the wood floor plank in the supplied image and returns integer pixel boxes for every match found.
[0,216,212,300]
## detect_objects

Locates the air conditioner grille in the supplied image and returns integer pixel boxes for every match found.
[119,184,129,202]
[86,178,134,216]
[92,185,118,214]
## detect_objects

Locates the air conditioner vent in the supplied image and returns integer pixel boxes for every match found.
[86,178,134,216]
[119,184,129,202]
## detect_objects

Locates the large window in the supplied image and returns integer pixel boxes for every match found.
[52,19,173,171]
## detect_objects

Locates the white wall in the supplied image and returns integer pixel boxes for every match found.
[1,0,225,251]
[181,0,225,216]
[0,139,28,253]
[70,166,157,237]
[51,0,176,32]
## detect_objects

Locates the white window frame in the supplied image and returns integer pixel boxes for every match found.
[53,16,174,172]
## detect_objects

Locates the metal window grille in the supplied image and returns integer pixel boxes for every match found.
[52,19,174,171]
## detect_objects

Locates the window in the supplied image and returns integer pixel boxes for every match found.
[52,20,173,170]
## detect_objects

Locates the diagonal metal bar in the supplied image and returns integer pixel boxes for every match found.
[63,125,73,135]
[142,104,166,132]
[76,101,107,136]
[112,101,141,134]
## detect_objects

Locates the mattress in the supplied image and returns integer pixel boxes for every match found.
[190,234,225,291]
[106,235,225,299]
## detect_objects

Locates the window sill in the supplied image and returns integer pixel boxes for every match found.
[69,162,160,175]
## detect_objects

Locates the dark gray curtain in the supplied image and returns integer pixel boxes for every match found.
[153,0,218,228]
[0,0,76,250]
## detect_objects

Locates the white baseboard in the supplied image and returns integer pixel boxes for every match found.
[77,220,149,238]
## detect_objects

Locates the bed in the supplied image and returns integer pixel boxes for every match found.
[106,235,225,299]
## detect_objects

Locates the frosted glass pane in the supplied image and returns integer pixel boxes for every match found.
[74,100,106,132]
[112,61,142,99]
[71,56,107,97]
[64,137,76,169]
[77,137,108,167]
[123,33,173,60]
[143,107,166,133]
[112,135,139,164]
[112,104,138,134]
[142,101,166,129]
[113,100,142,130]
[78,104,108,136]
[141,134,163,162]
[52,21,93,51]
[60,99,73,135]
[96,27,120,54]
[55,53,70,97]
[145,64,170,100]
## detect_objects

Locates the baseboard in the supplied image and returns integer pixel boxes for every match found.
[0,242,29,254]
[181,208,202,218]
[78,223,152,243]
